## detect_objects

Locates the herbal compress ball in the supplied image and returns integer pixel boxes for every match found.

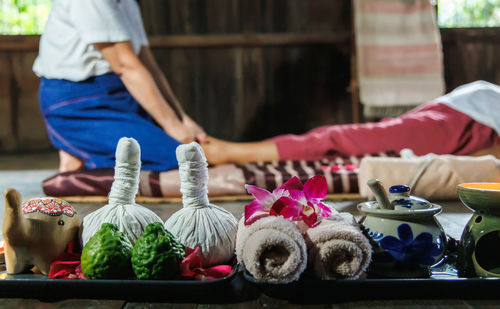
[81,223,133,279]
[82,137,163,246]
[132,222,185,280]
[164,142,238,267]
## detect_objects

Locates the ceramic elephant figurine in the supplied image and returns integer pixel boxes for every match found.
[2,188,82,275]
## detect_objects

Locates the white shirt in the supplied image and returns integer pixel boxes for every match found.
[33,0,148,82]
[435,80,500,136]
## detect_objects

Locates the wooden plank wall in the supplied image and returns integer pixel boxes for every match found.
[140,0,353,142]
[441,28,500,91]
[0,1,500,152]
[0,35,47,152]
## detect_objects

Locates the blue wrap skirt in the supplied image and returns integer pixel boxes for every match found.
[39,73,181,171]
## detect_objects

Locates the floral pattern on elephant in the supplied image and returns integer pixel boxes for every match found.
[22,198,75,217]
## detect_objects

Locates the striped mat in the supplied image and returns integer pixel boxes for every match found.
[43,152,398,199]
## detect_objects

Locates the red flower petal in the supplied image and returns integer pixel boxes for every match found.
[278,176,303,191]
[244,200,267,225]
[244,213,270,225]
[180,246,202,276]
[245,184,272,202]
[288,189,307,205]
[269,197,290,216]
[301,210,318,227]
[316,202,333,217]
[270,196,302,220]
[303,175,327,199]
[178,246,233,280]
[271,187,286,197]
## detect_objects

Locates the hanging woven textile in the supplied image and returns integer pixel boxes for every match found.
[354,0,445,118]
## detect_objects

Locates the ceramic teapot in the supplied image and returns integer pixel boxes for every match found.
[358,180,446,276]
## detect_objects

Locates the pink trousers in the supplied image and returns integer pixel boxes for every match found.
[273,103,500,160]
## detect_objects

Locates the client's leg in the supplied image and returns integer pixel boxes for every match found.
[272,102,500,161]
[203,102,500,164]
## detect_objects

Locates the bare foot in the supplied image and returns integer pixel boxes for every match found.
[58,150,83,173]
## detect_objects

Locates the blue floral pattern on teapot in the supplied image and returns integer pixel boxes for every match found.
[379,223,444,265]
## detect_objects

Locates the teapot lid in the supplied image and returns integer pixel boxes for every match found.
[358,182,440,217]
[388,184,431,210]
[357,200,441,218]
[389,185,410,194]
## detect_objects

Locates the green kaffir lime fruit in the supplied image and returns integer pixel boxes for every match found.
[81,223,133,279]
[132,222,185,280]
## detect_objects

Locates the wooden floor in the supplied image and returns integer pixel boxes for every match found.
[0,155,491,308]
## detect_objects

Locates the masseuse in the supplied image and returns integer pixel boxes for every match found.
[34,0,206,172]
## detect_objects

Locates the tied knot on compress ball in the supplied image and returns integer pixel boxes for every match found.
[108,158,141,206]
[178,149,209,209]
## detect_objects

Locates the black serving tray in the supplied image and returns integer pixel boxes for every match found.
[242,249,500,304]
[0,264,256,303]
[242,270,500,303]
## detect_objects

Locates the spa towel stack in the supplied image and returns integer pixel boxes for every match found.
[303,213,372,280]
[236,216,307,284]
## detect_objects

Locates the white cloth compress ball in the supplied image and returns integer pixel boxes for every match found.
[82,137,163,246]
[164,142,238,266]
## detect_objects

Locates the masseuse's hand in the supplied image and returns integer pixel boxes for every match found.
[163,117,196,144]
[182,114,207,143]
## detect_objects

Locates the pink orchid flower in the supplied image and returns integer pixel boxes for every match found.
[244,184,289,225]
[281,175,333,227]
[244,175,333,227]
